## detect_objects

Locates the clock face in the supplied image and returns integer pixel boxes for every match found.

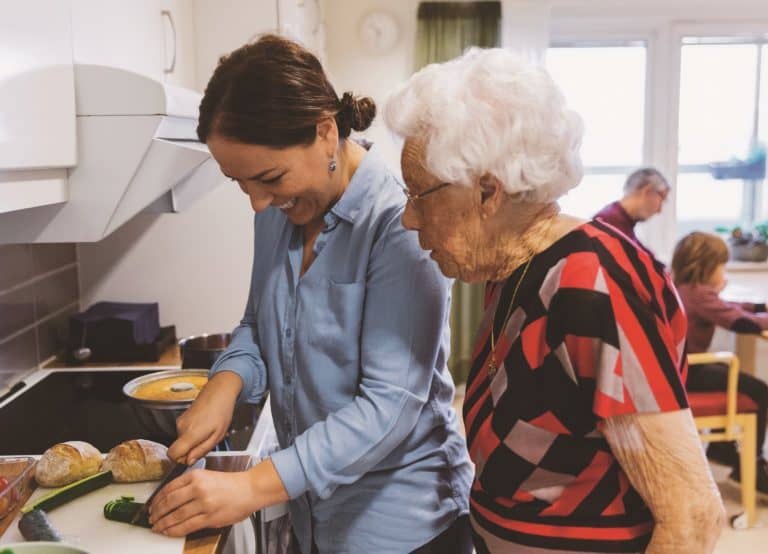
[358,11,400,54]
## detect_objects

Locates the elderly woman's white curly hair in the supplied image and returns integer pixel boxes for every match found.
[385,48,584,203]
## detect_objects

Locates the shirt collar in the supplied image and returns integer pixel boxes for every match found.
[615,201,638,224]
[329,143,381,224]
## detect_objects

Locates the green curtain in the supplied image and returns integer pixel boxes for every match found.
[415,2,501,70]
[414,2,500,384]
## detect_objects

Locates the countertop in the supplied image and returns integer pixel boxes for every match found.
[2,347,250,553]
[43,344,182,370]
[0,453,252,554]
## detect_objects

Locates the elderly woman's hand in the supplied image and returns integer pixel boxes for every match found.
[602,409,725,553]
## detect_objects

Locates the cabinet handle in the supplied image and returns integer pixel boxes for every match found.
[161,9,177,74]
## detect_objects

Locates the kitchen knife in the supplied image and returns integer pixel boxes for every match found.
[130,461,188,525]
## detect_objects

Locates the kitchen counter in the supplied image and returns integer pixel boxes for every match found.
[0,453,252,554]
[43,344,182,370]
[1,345,276,553]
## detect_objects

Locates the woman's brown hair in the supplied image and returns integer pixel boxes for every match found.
[671,231,730,285]
[197,34,375,147]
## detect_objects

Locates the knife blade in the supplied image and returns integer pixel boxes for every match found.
[131,461,188,525]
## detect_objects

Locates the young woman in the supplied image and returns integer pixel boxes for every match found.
[147,35,472,554]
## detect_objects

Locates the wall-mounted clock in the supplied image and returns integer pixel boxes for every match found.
[358,10,400,54]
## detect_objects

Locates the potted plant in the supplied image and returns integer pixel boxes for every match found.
[716,224,768,262]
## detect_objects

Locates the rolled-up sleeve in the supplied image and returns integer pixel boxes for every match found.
[271,214,450,499]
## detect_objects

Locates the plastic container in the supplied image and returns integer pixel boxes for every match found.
[0,457,36,522]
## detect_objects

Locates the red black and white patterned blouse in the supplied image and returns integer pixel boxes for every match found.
[464,220,689,553]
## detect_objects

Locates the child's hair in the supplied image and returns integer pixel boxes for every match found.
[671,231,730,285]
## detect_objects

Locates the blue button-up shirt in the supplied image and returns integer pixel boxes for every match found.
[210,147,472,553]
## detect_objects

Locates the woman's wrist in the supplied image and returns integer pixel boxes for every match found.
[246,458,290,512]
[207,370,244,402]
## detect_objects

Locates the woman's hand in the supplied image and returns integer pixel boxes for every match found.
[167,371,243,465]
[148,469,256,536]
[149,459,290,537]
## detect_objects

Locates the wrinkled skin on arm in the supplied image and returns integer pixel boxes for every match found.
[602,409,725,553]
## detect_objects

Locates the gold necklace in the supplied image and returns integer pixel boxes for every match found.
[488,257,533,378]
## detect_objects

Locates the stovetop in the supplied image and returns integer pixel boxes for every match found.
[0,370,260,455]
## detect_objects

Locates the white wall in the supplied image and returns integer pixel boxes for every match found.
[321,0,552,173]
[550,0,768,19]
[78,184,254,337]
[77,0,332,338]
[78,0,280,337]
[321,0,419,174]
[192,0,280,90]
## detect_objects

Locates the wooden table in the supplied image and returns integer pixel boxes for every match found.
[0,453,252,554]
[734,330,768,375]
[722,280,768,375]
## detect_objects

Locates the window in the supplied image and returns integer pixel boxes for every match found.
[547,42,648,219]
[677,37,768,234]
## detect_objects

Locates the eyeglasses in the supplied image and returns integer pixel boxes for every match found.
[401,182,452,203]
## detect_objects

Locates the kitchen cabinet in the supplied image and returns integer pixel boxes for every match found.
[160,0,198,90]
[71,0,165,82]
[71,0,196,90]
[0,0,75,213]
[0,0,76,172]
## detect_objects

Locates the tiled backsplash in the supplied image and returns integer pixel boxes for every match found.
[0,244,79,389]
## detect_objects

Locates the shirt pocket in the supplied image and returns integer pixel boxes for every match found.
[305,279,366,367]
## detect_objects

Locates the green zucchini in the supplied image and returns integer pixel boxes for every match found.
[18,509,62,541]
[22,470,112,514]
[103,495,151,528]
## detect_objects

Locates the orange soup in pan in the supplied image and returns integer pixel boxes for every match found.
[132,375,208,401]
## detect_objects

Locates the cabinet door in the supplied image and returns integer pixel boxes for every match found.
[0,0,76,170]
[159,0,197,90]
[71,0,165,82]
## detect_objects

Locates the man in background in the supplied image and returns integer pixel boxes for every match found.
[594,167,670,245]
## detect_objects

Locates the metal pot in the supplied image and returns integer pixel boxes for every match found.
[122,370,208,441]
[178,333,231,369]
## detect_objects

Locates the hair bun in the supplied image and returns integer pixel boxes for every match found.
[336,92,376,137]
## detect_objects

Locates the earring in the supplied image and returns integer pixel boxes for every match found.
[328,159,337,172]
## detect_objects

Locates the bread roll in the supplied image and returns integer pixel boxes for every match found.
[36,441,102,487]
[102,439,171,482]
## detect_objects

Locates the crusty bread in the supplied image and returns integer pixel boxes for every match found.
[36,441,102,487]
[101,439,171,482]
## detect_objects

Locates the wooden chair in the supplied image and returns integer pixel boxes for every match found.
[687,351,758,529]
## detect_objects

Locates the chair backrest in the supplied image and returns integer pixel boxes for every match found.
[687,351,739,432]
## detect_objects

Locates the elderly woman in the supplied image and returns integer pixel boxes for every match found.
[385,49,724,553]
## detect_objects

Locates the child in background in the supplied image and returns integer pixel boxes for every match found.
[672,231,768,493]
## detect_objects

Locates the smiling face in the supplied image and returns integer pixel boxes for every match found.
[207,120,341,226]
[400,138,489,281]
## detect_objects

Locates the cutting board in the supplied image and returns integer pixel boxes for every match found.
[0,481,184,554]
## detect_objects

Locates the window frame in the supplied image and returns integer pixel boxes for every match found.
[549,21,675,256]
[548,18,768,260]
[672,27,768,237]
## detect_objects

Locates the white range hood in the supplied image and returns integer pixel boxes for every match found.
[0,64,225,243]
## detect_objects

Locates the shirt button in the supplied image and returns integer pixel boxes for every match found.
[286,328,292,338]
